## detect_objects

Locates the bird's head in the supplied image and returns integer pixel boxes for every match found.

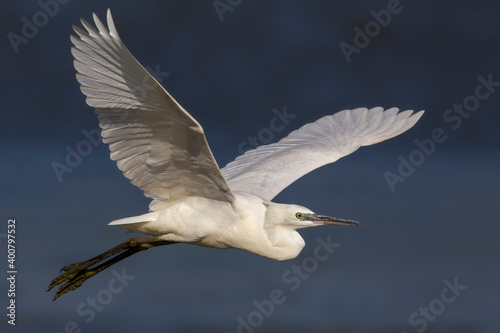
[260,202,362,260]
[266,203,362,230]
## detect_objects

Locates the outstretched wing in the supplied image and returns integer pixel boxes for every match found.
[221,107,423,201]
[71,10,233,211]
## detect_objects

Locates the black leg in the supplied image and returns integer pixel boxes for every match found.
[48,236,174,300]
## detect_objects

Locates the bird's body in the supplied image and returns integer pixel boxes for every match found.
[48,9,424,300]
[110,193,310,260]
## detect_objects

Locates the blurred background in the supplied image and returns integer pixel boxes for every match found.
[1,0,499,332]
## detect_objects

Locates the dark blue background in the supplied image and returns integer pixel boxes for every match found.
[1,1,499,332]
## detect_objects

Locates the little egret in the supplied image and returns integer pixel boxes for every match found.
[48,10,423,300]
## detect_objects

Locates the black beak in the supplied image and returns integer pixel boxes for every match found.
[309,214,362,226]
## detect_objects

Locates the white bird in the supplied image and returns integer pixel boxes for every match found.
[48,10,423,300]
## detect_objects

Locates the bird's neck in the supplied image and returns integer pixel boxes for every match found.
[229,194,305,261]
[262,226,305,261]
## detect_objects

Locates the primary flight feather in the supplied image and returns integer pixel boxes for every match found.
[48,9,423,300]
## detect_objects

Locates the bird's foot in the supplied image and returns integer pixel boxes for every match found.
[48,261,99,300]
[47,238,142,299]
[47,237,174,300]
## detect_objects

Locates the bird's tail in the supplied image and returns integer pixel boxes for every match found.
[108,211,159,226]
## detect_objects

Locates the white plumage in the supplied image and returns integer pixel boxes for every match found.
[222,107,422,201]
[72,11,233,212]
[48,9,423,300]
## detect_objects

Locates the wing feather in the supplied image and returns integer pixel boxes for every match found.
[72,10,233,211]
[221,107,423,201]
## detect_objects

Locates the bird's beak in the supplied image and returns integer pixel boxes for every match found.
[308,214,362,226]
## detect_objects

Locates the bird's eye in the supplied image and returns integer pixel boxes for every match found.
[295,213,304,219]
